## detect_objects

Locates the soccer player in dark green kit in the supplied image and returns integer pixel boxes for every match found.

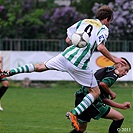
[67,57,131,133]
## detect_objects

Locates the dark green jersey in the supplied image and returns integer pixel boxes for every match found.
[76,66,119,99]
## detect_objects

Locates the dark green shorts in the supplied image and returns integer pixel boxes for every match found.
[75,93,110,123]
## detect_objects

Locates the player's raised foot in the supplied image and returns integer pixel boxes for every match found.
[66,112,79,131]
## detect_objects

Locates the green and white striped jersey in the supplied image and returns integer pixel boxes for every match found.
[62,19,109,70]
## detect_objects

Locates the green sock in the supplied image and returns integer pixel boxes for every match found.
[72,93,94,116]
[10,64,35,75]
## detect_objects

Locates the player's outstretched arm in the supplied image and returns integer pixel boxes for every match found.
[103,98,131,110]
[97,43,127,65]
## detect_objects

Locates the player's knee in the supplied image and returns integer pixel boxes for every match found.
[114,113,124,121]
[90,87,101,99]
[34,63,47,72]
[117,114,124,120]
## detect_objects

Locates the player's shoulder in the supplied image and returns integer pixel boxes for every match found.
[95,67,108,74]
[106,66,115,71]
[95,66,114,77]
[99,24,109,33]
[97,24,109,39]
[106,66,119,78]
[106,66,115,74]
[82,19,102,28]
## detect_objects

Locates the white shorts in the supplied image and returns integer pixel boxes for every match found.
[45,54,98,88]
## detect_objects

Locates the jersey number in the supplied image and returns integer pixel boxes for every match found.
[84,24,93,37]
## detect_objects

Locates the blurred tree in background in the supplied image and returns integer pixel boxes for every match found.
[109,0,133,40]
[0,0,132,40]
[92,0,133,40]
[41,6,87,39]
[0,0,47,38]
[70,0,114,18]
[0,0,87,39]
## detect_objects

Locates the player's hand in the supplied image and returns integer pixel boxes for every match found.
[121,102,131,110]
[114,57,127,65]
[110,91,116,100]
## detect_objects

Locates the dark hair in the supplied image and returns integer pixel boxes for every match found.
[121,57,131,69]
[95,5,113,21]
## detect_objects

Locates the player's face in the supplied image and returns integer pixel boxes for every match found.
[105,16,113,27]
[117,64,130,77]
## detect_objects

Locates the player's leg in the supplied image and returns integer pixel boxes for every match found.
[66,87,100,131]
[79,122,87,132]
[71,86,100,116]
[0,79,9,111]
[104,108,124,133]
[66,65,100,116]
[1,63,47,77]
[70,129,83,133]
[0,54,66,77]
[67,87,100,130]
[0,64,35,77]
[69,122,87,133]
[66,66,100,130]
[0,80,9,98]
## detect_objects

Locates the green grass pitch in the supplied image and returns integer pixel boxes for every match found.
[0,81,132,133]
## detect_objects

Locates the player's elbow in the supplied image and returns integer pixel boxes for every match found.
[99,82,107,88]
[97,43,105,51]
[66,37,72,45]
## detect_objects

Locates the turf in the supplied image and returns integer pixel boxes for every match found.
[0,81,132,133]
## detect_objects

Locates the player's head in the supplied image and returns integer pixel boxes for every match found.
[95,5,113,27]
[114,57,131,78]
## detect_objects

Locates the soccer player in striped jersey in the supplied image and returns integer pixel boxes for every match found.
[0,5,127,128]
[68,58,131,133]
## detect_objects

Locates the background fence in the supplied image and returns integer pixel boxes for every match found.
[0,38,133,52]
